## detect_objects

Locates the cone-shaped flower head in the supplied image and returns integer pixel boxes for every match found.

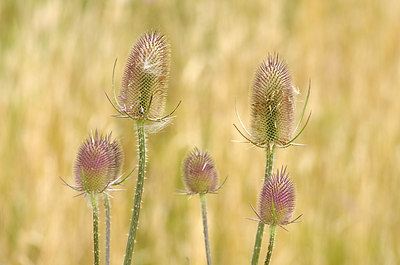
[119,31,170,120]
[250,54,297,147]
[182,147,219,194]
[258,167,296,226]
[73,131,124,193]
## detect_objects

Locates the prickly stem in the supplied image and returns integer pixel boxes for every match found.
[104,194,111,265]
[200,194,212,265]
[264,225,277,265]
[251,144,275,265]
[124,119,146,265]
[91,193,100,265]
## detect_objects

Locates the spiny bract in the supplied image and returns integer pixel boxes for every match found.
[182,147,219,194]
[250,53,297,147]
[73,131,124,193]
[258,167,296,226]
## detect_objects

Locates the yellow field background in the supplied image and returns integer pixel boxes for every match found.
[1,0,400,264]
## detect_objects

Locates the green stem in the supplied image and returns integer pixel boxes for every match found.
[91,193,100,265]
[124,120,147,265]
[199,194,212,265]
[264,145,275,182]
[104,194,111,265]
[251,223,265,265]
[264,225,277,265]
[251,144,275,265]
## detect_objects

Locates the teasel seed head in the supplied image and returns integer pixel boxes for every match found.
[258,167,296,226]
[250,53,297,147]
[182,147,219,194]
[119,31,170,121]
[73,131,124,194]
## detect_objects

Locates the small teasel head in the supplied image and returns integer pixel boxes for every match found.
[257,167,296,226]
[73,131,124,194]
[119,31,170,120]
[182,147,219,194]
[250,53,297,147]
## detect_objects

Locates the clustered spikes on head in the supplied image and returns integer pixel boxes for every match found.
[119,31,171,120]
[250,53,297,147]
[73,131,124,194]
[257,167,296,227]
[182,147,219,194]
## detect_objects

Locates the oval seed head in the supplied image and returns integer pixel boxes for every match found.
[182,147,219,194]
[258,167,296,226]
[250,54,297,147]
[73,131,124,193]
[119,31,170,120]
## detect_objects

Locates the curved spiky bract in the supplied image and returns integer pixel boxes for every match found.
[258,167,296,226]
[182,147,219,194]
[250,54,297,147]
[119,31,170,120]
[73,131,124,193]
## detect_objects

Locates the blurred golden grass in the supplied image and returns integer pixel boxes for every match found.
[1,0,400,264]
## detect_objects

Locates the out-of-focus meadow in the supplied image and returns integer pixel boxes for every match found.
[1,0,400,264]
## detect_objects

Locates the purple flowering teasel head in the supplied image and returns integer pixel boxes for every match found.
[250,53,298,147]
[257,167,296,226]
[182,147,219,194]
[118,31,170,121]
[73,131,124,194]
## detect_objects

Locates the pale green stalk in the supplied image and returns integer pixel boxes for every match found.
[124,119,146,265]
[263,145,275,182]
[200,194,212,265]
[104,194,111,265]
[91,193,100,265]
[251,144,275,265]
[264,225,277,265]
